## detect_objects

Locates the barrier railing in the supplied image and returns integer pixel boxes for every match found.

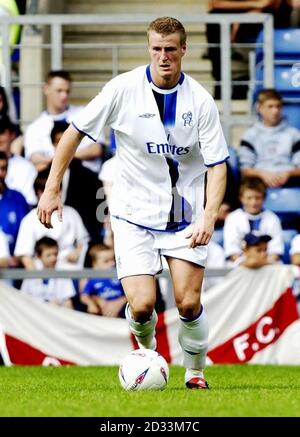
[0,268,231,280]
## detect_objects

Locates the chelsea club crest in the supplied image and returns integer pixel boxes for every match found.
[182,111,193,126]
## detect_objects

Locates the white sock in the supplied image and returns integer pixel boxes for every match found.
[178,306,209,376]
[125,303,157,350]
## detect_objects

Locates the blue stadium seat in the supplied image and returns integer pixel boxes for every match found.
[255,64,300,99]
[264,188,300,229]
[273,29,300,59]
[282,229,298,264]
[254,29,300,102]
[282,103,300,130]
[274,65,300,97]
[256,28,300,64]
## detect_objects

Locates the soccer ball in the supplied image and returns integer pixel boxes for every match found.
[118,349,169,391]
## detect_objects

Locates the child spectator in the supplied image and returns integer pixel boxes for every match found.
[20,237,76,308]
[239,232,272,269]
[224,176,284,265]
[80,243,127,317]
[239,89,300,188]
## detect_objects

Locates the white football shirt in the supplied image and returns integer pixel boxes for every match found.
[72,65,229,231]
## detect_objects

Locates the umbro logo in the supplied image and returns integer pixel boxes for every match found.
[139,113,156,118]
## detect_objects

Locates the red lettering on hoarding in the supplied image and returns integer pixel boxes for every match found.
[208,288,299,363]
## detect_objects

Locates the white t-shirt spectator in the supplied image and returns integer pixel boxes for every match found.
[290,234,300,256]
[0,229,9,259]
[24,105,106,174]
[7,155,37,206]
[224,208,284,259]
[14,206,90,269]
[0,230,10,285]
[21,276,76,305]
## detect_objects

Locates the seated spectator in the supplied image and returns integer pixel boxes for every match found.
[224,176,284,265]
[0,229,9,266]
[239,89,300,187]
[80,243,127,317]
[14,172,90,270]
[24,70,106,173]
[0,116,37,206]
[0,228,18,287]
[0,227,18,270]
[0,151,29,256]
[20,237,76,308]
[206,2,293,99]
[290,234,300,266]
[50,121,103,243]
[289,0,300,26]
[239,232,273,269]
[215,161,241,229]
[0,86,22,155]
[0,86,20,134]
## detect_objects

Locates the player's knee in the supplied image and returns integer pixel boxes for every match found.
[177,295,201,319]
[130,300,155,323]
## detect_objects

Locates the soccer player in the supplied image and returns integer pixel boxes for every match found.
[37,17,229,389]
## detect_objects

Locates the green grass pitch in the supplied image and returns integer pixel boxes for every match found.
[0,365,300,417]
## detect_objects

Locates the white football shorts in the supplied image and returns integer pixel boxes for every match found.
[111,217,208,279]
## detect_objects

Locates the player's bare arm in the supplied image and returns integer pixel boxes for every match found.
[37,124,84,228]
[187,162,227,248]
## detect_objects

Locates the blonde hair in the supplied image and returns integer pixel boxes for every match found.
[147,17,187,46]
